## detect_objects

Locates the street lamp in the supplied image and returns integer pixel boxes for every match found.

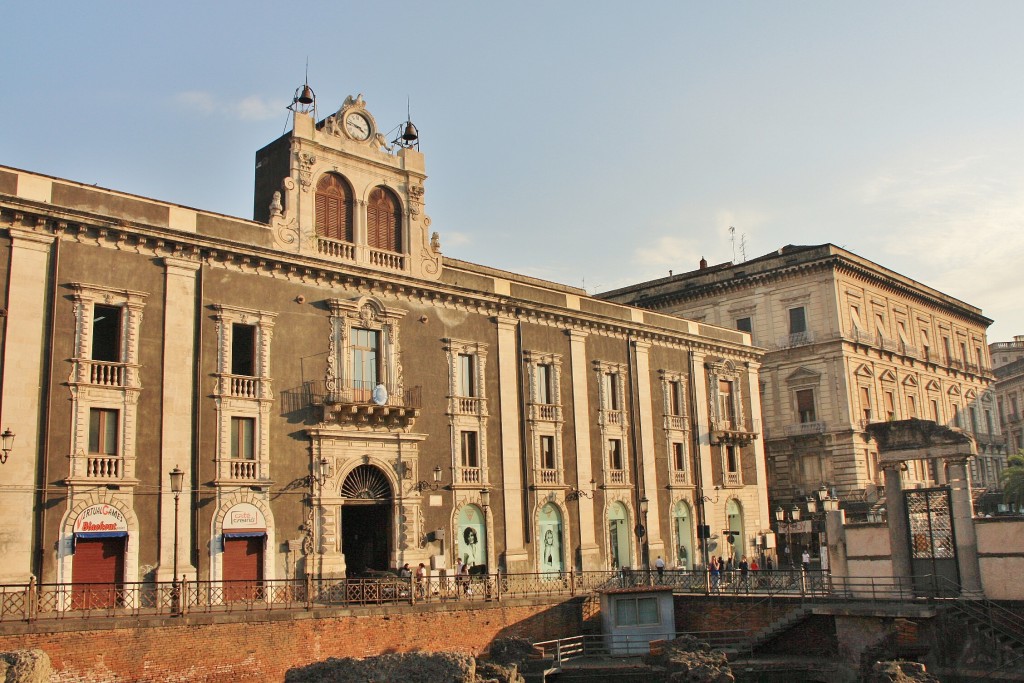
[774,504,801,568]
[414,466,444,492]
[169,465,185,613]
[0,428,14,464]
[638,496,650,570]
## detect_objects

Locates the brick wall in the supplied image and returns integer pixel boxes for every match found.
[0,597,582,682]
[673,595,804,634]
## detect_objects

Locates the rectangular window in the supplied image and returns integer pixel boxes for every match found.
[608,439,623,470]
[969,407,978,433]
[896,321,908,344]
[230,417,255,459]
[874,313,886,336]
[796,388,816,423]
[884,391,896,420]
[921,329,931,361]
[231,323,256,376]
[457,353,476,397]
[537,364,553,404]
[615,596,660,626]
[861,386,872,422]
[540,435,556,469]
[951,403,961,428]
[719,379,736,423]
[789,307,807,334]
[931,399,940,422]
[88,408,118,455]
[943,336,952,363]
[725,445,739,473]
[606,372,620,411]
[351,328,381,398]
[975,346,984,368]
[907,394,918,418]
[736,317,752,334]
[92,304,122,362]
[669,380,685,416]
[985,409,993,433]
[460,431,479,468]
[672,442,686,472]
[960,342,969,365]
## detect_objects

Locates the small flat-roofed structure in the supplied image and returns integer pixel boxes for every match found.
[599,585,676,655]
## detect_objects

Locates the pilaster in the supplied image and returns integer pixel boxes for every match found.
[494,316,527,569]
[631,340,664,558]
[567,330,600,569]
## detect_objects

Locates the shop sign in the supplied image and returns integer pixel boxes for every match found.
[74,504,128,534]
[224,503,266,530]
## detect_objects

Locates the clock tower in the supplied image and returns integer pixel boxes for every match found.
[254,91,442,281]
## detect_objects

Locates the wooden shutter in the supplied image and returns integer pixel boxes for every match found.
[315,175,352,241]
[367,187,400,252]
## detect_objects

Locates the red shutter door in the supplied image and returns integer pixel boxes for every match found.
[72,537,125,609]
[223,536,264,601]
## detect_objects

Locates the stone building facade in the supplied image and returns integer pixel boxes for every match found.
[599,245,1005,515]
[0,92,769,586]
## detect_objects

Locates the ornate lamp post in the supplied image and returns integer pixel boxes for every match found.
[169,465,185,613]
[0,428,14,464]
[638,496,650,571]
[774,504,801,568]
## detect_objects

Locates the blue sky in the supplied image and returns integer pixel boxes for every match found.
[4,2,1023,340]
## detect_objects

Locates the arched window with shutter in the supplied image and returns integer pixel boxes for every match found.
[366,186,402,253]
[315,174,353,242]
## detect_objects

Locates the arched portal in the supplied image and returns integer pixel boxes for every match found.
[726,498,745,563]
[340,464,393,574]
[538,503,564,573]
[673,500,694,570]
[607,502,631,570]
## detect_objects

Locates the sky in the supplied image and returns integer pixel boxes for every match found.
[3,2,1023,341]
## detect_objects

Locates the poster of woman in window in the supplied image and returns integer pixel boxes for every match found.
[457,505,485,570]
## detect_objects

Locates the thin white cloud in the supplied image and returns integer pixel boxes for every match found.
[173,91,279,121]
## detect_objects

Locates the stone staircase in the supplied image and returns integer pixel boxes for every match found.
[948,597,1024,678]
[739,606,813,654]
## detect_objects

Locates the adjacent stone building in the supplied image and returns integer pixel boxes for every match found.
[991,337,1024,455]
[0,90,770,587]
[600,245,1005,517]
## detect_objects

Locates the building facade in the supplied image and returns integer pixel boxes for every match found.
[0,92,770,587]
[600,245,1006,517]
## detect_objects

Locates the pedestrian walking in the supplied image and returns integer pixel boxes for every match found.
[654,555,665,580]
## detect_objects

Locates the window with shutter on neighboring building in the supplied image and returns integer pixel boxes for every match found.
[736,317,752,334]
[457,353,476,397]
[789,307,807,335]
[673,442,686,472]
[796,388,816,423]
[861,386,872,422]
[315,174,353,242]
[608,439,623,470]
[461,431,479,468]
[669,380,685,416]
[884,391,896,420]
[537,364,554,404]
[367,187,401,252]
[907,394,918,418]
[540,435,556,470]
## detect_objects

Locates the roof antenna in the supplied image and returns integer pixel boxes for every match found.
[729,226,737,263]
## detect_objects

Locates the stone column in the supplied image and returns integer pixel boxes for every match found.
[946,456,983,596]
[494,316,528,570]
[567,330,600,569]
[825,509,849,593]
[158,257,200,582]
[0,229,54,583]
[882,461,912,587]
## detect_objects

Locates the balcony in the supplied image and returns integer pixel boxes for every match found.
[670,470,690,486]
[86,360,126,387]
[948,358,964,371]
[451,396,487,416]
[217,458,270,486]
[529,403,562,422]
[457,466,482,485]
[724,471,742,487]
[784,421,827,436]
[66,452,132,486]
[878,334,899,353]
[368,248,405,271]
[607,469,627,485]
[317,237,355,261]
[852,327,875,345]
[309,380,422,428]
[710,417,760,445]
[601,409,626,428]
[1006,412,1022,424]
[664,415,689,431]
[899,342,920,359]
[965,361,979,374]
[776,331,815,349]
[537,468,561,486]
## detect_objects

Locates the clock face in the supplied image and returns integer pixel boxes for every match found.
[345,113,371,141]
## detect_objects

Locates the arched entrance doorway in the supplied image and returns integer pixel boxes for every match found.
[457,504,487,570]
[608,501,631,571]
[726,499,745,564]
[673,500,694,570]
[340,465,393,574]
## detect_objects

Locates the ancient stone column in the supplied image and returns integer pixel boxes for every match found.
[882,461,912,588]
[946,456,983,597]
